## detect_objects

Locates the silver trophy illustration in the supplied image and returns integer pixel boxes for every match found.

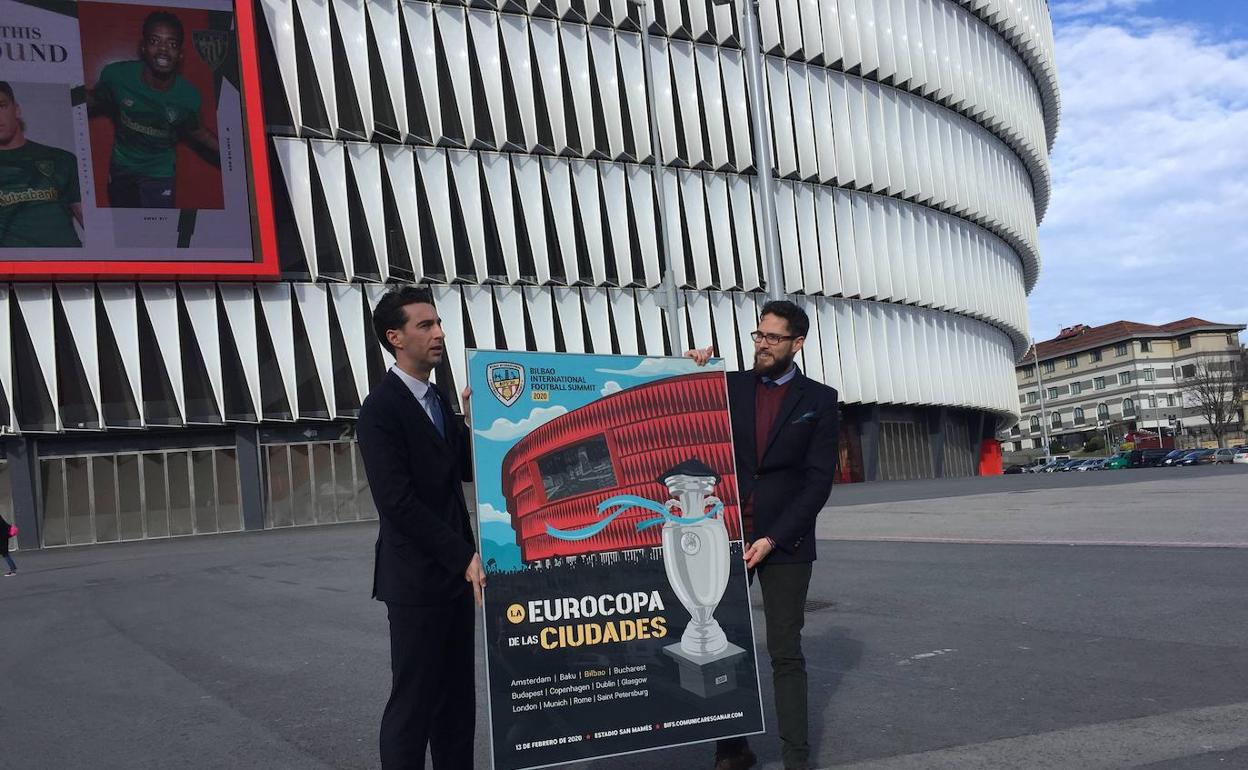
[659,460,747,697]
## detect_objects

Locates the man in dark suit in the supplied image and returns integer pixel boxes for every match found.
[688,300,840,770]
[356,286,486,769]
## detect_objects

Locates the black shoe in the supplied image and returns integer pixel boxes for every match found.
[713,749,757,770]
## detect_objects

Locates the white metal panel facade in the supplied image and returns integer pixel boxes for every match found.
[0,0,1058,444]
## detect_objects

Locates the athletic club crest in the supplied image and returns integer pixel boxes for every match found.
[487,362,524,407]
[35,160,55,178]
[193,29,231,72]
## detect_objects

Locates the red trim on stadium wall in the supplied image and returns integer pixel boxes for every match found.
[502,372,744,563]
[2,0,278,280]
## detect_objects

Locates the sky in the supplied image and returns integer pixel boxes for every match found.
[1030,0,1248,341]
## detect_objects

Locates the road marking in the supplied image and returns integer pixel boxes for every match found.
[830,536,1248,549]
[823,701,1248,769]
[895,648,956,666]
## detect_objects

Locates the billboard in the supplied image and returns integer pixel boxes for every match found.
[0,0,277,277]
[468,349,765,770]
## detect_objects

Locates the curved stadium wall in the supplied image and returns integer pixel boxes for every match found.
[0,0,1059,545]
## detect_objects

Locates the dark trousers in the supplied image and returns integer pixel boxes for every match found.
[107,167,176,208]
[381,596,476,769]
[718,561,813,769]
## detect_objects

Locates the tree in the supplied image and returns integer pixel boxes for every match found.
[1083,435,1105,453]
[1179,352,1246,448]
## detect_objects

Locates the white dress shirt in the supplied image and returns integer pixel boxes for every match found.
[390,365,440,427]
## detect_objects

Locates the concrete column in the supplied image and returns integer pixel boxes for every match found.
[860,406,882,482]
[235,426,266,531]
[930,408,948,478]
[5,437,41,549]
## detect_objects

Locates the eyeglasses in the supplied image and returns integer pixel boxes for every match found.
[750,331,796,345]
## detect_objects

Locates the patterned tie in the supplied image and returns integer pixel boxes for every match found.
[425,388,446,439]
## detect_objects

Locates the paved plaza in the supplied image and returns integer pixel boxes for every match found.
[3,466,1247,769]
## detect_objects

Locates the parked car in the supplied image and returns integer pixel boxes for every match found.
[1178,449,1216,466]
[1212,448,1237,465]
[1129,448,1172,468]
[1159,449,1190,467]
[1073,458,1104,472]
[1233,449,1248,465]
[1103,452,1132,470]
[1004,464,1028,474]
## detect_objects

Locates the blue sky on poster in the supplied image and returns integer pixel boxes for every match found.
[466,350,707,571]
[1031,0,1248,341]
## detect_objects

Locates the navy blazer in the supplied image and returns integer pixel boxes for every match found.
[728,368,839,564]
[357,370,475,605]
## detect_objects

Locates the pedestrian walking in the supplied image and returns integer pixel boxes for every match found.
[1,513,17,576]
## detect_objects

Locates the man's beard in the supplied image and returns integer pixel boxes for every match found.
[753,350,794,379]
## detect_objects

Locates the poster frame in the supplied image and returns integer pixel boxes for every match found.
[466,347,766,770]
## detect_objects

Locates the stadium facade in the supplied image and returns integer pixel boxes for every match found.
[1,0,1060,548]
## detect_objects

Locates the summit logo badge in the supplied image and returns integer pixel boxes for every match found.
[487,362,524,407]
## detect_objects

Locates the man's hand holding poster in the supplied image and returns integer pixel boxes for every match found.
[468,350,765,770]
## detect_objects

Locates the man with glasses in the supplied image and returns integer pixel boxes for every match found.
[687,300,840,770]
[87,11,220,208]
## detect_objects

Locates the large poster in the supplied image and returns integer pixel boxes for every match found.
[0,0,276,276]
[468,349,765,770]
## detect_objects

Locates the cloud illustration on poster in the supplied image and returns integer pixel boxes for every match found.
[475,405,568,441]
[601,380,622,396]
[477,502,511,524]
[595,358,707,378]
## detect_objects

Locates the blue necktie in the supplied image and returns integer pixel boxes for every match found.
[425,388,446,439]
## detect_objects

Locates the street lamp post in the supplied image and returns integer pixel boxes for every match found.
[629,0,682,355]
[721,0,785,301]
[1032,339,1052,461]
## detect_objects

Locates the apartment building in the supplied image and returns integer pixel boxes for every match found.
[1003,318,1246,452]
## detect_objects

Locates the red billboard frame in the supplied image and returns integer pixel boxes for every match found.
[1,0,279,280]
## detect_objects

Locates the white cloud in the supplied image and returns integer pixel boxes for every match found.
[1031,17,1248,338]
[595,358,707,378]
[474,404,568,441]
[600,380,623,396]
[1049,0,1156,19]
[477,502,511,524]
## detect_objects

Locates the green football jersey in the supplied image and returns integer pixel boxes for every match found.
[95,60,202,178]
[0,141,82,248]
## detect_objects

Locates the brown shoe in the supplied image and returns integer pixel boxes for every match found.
[713,749,757,770]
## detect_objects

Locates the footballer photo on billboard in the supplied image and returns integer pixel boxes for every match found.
[0,0,276,277]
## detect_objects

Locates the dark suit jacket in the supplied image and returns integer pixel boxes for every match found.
[728,367,839,564]
[357,370,475,605]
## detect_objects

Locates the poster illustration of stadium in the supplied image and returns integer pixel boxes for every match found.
[467,349,765,770]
